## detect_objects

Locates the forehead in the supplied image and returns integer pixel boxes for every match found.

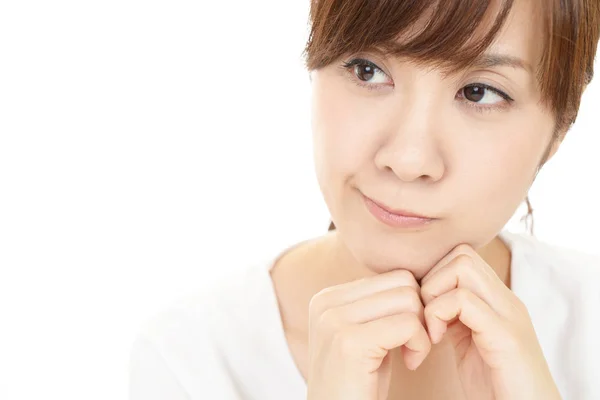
[487,0,544,70]
[389,0,545,75]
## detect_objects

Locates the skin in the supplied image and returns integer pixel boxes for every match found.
[270,0,568,398]
[310,0,560,281]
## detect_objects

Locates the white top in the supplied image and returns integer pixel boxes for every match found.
[129,230,600,399]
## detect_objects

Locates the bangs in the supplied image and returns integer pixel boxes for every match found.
[304,0,600,135]
[304,0,516,76]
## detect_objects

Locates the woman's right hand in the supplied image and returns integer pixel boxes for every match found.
[306,269,432,400]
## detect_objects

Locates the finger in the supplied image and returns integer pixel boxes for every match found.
[424,288,501,345]
[420,243,472,285]
[311,269,419,314]
[344,312,432,370]
[421,244,504,289]
[334,286,424,325]
[420,253,513,315]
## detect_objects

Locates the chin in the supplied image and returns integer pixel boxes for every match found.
[337,216,457,280]
[356,240,448,280]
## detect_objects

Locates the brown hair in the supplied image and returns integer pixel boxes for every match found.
[302,0,600,235]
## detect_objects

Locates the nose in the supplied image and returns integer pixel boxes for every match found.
[373,93,445,183]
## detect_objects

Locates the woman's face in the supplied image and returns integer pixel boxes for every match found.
[310,0,560,277]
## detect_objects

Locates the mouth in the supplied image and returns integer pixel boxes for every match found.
[361,192,436,229]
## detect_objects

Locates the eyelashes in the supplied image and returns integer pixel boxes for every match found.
[341,58,390,90]
[342,58,390,90]
[340,58,515,114]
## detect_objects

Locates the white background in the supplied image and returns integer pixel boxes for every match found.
[0,1,598,399]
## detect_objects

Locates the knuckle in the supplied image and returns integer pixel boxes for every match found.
[308,297,320,317]
[423,303,435,320]
[455,243,474,255]
[420,282,433,298]
[392,286,423,315]
[392,269,417,285]
[454,253,474,270]
[404,288,424,313]
[318,308,343,333]
[309,288,333,315]
[455,287,473,302]
[420,284,436,304]
[335,328,387,362]
[398,312,421,330]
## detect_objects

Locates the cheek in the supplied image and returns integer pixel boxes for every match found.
[454,124,546,225]
[312,84,385,184]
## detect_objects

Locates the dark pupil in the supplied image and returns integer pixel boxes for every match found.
[354,63,487,102]
[355,63,374,81]
[464,86,485,102]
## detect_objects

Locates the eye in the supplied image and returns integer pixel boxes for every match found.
[341,58,392,90]
[457,84,514,113]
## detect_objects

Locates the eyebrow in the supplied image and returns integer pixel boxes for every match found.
[368,45,534,75]
[471,53,533,73]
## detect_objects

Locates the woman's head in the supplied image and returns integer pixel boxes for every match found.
[303,0,599,277]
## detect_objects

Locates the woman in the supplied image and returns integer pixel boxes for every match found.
[130,0,600,398]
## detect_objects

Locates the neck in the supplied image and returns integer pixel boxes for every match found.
[316,231,512,289]
[269,230,512,339]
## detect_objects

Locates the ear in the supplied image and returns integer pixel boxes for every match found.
[544,136,562,163]
[542,125,569,166]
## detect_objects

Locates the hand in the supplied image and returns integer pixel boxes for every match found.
[306,269,431,400]
[420,244,562,400]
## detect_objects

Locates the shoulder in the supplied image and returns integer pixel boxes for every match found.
[504,230,600,289]
[130,259,279,396]
[503,231,600,338]
[503,232,600,397]
[136,258,276,348]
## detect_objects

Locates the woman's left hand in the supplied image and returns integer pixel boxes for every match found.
[420,244,562,400]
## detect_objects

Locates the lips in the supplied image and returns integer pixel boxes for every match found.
[363,194,434,220]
